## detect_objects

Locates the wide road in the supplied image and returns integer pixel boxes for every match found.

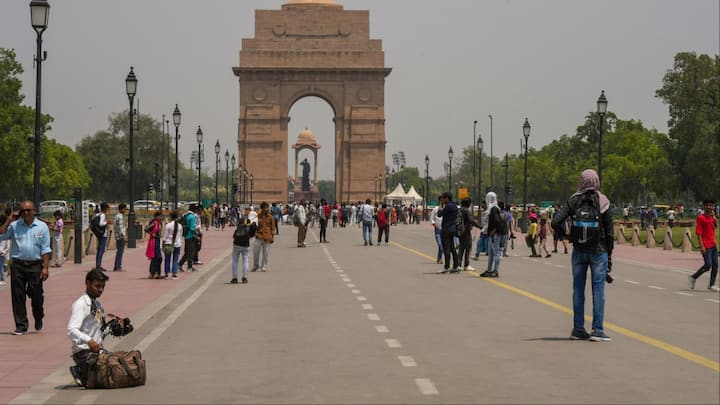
[31,222,720,404]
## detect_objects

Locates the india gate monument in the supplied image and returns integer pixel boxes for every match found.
[233,0,391,203]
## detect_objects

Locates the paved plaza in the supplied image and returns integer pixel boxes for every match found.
[1,222,718,404]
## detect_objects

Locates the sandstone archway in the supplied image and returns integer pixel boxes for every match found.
[233,0,391,203]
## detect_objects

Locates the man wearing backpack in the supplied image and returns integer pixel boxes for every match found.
[552,169,614,342]
[231,214,257,284]
[177,206,197,272]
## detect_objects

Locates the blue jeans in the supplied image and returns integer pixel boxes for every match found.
[362,221,373,243]
[572,250,608,333]
[232,245,250,280]
[434,228,443,262]
[0,256,5,281]
[475,233,488,257]
[113,238,125,270]
[95,236,107,269]
[164,246,180,275]
[692,246,718,286]
[500,233,508,256]
[487,234,501,273]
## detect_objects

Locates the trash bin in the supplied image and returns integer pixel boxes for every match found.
[135,223,143,240]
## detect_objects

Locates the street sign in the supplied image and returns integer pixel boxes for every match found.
[458,187,469,200]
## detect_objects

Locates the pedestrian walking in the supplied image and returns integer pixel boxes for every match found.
[0,201,51,335]
[93,203,110,272]
[359,199,375,246]
[294,200,308,247]
[551,203,569,255]
[113,203,127,271]
[481,192,508,277]
[527,214,540,257]
[145,211,163,279]
[252,202,275,272]
[688,199,719,291]
[319,199,330,243]
[52,210,64,268]
[231,216,257,284]
[436,192,460,273]
[376,203,390,245]
[162,211,183,279]
[430,200,444,264]
[272,203,282,235]
[552,169,614,341]
[539,217,552,258]
[178,206,197,272]
[457,198,480,271]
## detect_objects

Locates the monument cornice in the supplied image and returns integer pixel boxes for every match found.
[233,67,392,81]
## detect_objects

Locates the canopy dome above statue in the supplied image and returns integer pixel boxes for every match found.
[292,128,321,150]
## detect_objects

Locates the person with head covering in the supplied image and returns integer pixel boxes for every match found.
[552,169,614,341]
[480,192,509,277]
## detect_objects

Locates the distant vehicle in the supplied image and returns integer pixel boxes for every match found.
[179,201,199,209]
[133,200,160,211]
[39,200,69,215]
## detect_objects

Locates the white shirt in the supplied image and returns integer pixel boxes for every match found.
[98,212,108,237]
[68,294,105,354]
[360,204,374,222]
[431,206,442,228]
[162,221,184,248]
[194,213,202,231]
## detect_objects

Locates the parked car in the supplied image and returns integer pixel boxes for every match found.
[39,200,69,215]
[133,200,160,211]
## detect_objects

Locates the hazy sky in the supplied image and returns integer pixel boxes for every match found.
[1,0,718,181]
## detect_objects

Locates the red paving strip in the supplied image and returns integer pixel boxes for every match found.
[0,226,233,404]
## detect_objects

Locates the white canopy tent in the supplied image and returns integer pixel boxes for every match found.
[405,186,424,204]
[384,183,409,204]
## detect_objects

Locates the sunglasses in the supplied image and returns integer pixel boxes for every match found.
[19,209,34,214]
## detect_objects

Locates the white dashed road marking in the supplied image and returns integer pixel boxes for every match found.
[368,313,381,321]
[625,280,640,284]
[706,299,720,304]
[376,325,389,333]
[649,285,665,290]
[352,289,361,294]
[347,283,356,288]
[398,356,417,367]
[385,338,402,348]
[357,296,367,301]
[362,304,374,310]
[675,292,694,297]
[415,378,439,395]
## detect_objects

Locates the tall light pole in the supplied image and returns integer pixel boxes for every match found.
[160,115,165,209]
[424,154,430,219]
[522,118,531,233]
[242,168,248,204]
[230,154,236,205]
[224,149,230,205]
[30,0,50,210]
[196,126,203,206]
[477,136,484,199]
[172,104,181,209]
[249,174,254,205]
[448,147,454,195]
[165,118,170,209]
[489,114,493,192]
[473,120,477,201]
[597,90,608,186]
[214,140,220,204]
[503,152,509,204]
[125,67,138,248]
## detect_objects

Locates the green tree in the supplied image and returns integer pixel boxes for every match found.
[656,52,720,200]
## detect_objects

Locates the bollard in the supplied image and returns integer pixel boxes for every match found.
[64,235,74,258]
[682,228,693,253]
[106,230,114,251]
[617,225,625,245]
[647,226,656,248]
[663,227,673,250]
[85,231,96,255]
[632,225,640,246]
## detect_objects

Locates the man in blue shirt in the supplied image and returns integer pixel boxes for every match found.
[0,201,52,335]
[178,205,197,272]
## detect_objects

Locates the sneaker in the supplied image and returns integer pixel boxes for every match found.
[69,366,84,387]
[171,274,179,280]
[688,275,696,290]
[590,331,612,342]
[471,256,479,261]
[480,270,498,278]
[164,274,170,280]
[178,266,185,272]
[436,268,448,274]
[369,242,373,246]
[0,281,6,286]
[35,319,43,331]
[436,259,442,264]
[195,261,204,265]
[709,285,720,292]
[261,268,267,272]
[251,267,258,272]
[230,278,239,284]
[552,249,558,253]
[569,329,591,340]
[464,265,476,271]
[364,241,368,246]
[12,329,27,336]
[242,277,248,284]
[545,254,552,258]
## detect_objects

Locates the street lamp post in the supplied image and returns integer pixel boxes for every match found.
[214,140,220,204]
[30,0,50,210]
[225,149,230,205]
[522,118,531,233]
[503,152,509,204]
[230,154,236,205]
[249,174,254,206]
[477,136,484,199]
[447,147,454,194]
[125,67,137,248]
[172,105,181,209]
[489,114,493,192]
[399,165,405,189]
[160,115,165,209]
[596,90,608,186]
[196,126,203,206]
[424,154,430,220]
[242,168,248,205]
[473,120,477,201]
[165,118,170,209]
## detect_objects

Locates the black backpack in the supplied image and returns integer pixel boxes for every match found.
[233,219,255,245]
[178,213,191,238]
[456,208,467,236]
[570,192,603,248]
[90,214,104,239]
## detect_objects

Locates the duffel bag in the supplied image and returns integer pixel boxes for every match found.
[86,350,146,389]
